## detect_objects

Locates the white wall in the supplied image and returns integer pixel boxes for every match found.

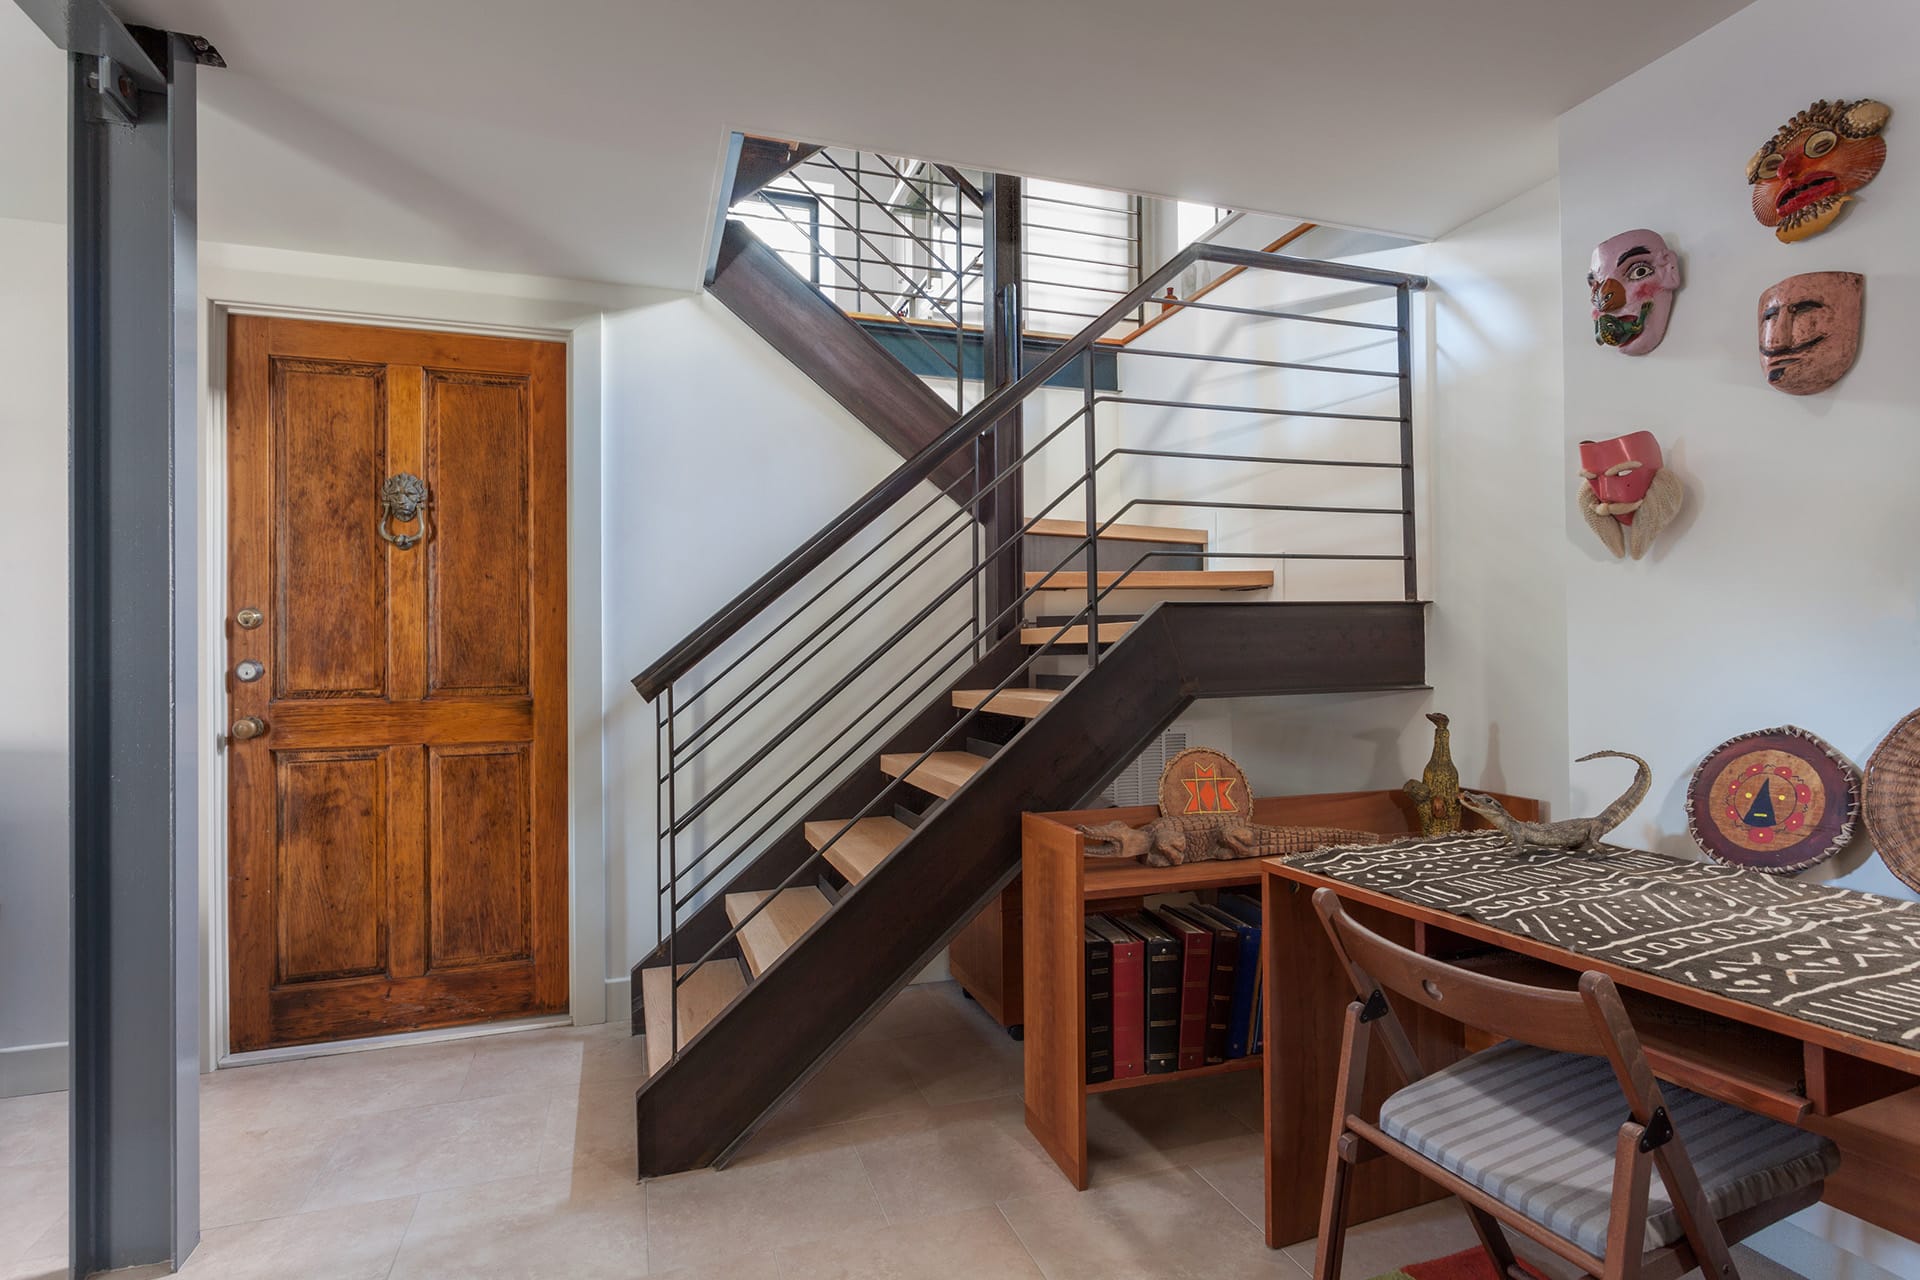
[1207,183,1571,813]
[0,215,71,1096]
[1560,0,1920,891]
[1561,4,1920,1272]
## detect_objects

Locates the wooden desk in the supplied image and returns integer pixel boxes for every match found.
[1260,847,1920,1249]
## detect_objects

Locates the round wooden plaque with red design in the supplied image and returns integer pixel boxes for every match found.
[1156,747,1251,819]
[1685,726,1859,873]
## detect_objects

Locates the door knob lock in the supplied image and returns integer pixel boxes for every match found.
[229,716,268,742]
[235,606,264,630]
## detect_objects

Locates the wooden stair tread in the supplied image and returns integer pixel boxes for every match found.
[951,688,1061,719]
[1024,570,1272,591]
[1018,621,1135,646]
[878,751,988,799]
[724,887,831,976]
[804,816,911,884]
[1026,517,1208,546]
[641,959,748,1075]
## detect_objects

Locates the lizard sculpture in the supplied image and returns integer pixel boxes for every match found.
[1460,750,1651,855]
[1078,813,1379,868]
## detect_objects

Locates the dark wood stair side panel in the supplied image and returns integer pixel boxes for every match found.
[1168,600,1428,697]
[729,138,824,205]
[629,631,1027,1026]
[708,222,975,496]
[634,612,1191,1175]
[632,601,1427,1174]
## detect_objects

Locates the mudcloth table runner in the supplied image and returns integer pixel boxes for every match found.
[1288,833,1920,1050]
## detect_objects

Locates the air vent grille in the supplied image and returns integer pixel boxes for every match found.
[1101,729,1189,808]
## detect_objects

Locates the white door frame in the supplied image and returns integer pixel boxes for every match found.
[198,294,606,1069]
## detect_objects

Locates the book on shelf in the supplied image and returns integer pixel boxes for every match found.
[1166,903,1237,1065]
[1085,915,1143,1079]
[1192,900,1260,1059]
[1149,907,1213,1071]
[1213,892,1265,1054]
[1083,924,1114,1085]
[1114,911,1181,1075]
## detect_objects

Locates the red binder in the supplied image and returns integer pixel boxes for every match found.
[1152,908,1214,1071]
[1087,915,1144,1079]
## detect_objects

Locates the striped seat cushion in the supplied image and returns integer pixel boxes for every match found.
[1377,1040,1838,1260]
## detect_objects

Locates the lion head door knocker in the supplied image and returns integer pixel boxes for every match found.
[1747,98,1891,242]
[1759,272,1864,395]
[1589,229,1681,354]
[378,472,430,549]
[1578,431,1684,561]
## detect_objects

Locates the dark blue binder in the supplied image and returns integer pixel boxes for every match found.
[1192,900,1259,1058]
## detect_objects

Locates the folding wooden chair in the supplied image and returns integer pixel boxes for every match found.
[1309,888,1838,1280]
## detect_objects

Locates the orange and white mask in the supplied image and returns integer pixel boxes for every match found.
[1578,432,1685,561]
[1747,98,1891,243]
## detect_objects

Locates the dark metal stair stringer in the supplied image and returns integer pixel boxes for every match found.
[633,600,1427,1175]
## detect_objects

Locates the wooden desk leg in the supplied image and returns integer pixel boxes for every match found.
[1266,875,1348,1248]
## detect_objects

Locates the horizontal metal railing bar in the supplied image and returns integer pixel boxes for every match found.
[1022,247,1139,268]
[1020,192,1140,215]
[1022,221,1140,243]
[633,241,1428,699]
[1097,394,1404,425]
[1125,293,1400,332]
[788,157,985,191]
[1114,346,1397,378]
[1110,445,1405,470]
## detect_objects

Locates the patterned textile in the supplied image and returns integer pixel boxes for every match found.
[1288,833,1920,1050]
[1377,1041,1839,1259]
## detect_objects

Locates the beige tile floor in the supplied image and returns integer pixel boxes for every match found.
[0,982,1857,1279]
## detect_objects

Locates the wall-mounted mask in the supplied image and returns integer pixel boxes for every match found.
[1589,229,1681,354]
[1747,98,1891,242]
[1578,432,1684,561]
[1759,272,1863,395]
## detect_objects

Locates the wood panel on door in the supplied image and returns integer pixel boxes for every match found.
[227,316,567,1051]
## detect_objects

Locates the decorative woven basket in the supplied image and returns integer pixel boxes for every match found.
[1864,707,1920,893]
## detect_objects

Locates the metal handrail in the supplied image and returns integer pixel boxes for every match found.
[632,241,1428,699]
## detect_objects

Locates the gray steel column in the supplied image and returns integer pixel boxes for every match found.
[16,0,206,1267]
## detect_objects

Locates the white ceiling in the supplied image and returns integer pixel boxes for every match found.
[2,0,1751,291]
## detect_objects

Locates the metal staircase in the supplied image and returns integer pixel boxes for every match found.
[627,141,1430,1175]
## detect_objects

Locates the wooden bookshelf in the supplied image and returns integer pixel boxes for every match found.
[1021,788,1542,1191]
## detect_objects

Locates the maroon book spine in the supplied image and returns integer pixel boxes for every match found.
[1166,916,1213,1070]
[1107,928,1145,1079]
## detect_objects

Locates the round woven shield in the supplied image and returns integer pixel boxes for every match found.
[1157,747,1251,819]
[1685,726,1858,873]
[1865,707,1920,893]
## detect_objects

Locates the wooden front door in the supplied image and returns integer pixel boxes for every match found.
[225,316,568,1052]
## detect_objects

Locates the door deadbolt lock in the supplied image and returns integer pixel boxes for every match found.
[236,607,264,630]
[235,659,265,683]
[229,716,268,742]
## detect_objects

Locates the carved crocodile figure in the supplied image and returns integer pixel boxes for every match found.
[1460,750,1651,855]
[1078,813,1379,868]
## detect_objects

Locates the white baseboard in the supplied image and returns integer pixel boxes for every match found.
[0,1041,68,1097]
[605,976,632,1026]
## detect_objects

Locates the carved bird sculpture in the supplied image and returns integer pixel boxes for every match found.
[1404,712,1462,836]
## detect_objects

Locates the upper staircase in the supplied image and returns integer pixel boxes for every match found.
[628,139,1429,1175]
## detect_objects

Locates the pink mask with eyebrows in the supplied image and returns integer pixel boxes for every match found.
[1578,432,1685,560]
[1588,230,1681,355]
